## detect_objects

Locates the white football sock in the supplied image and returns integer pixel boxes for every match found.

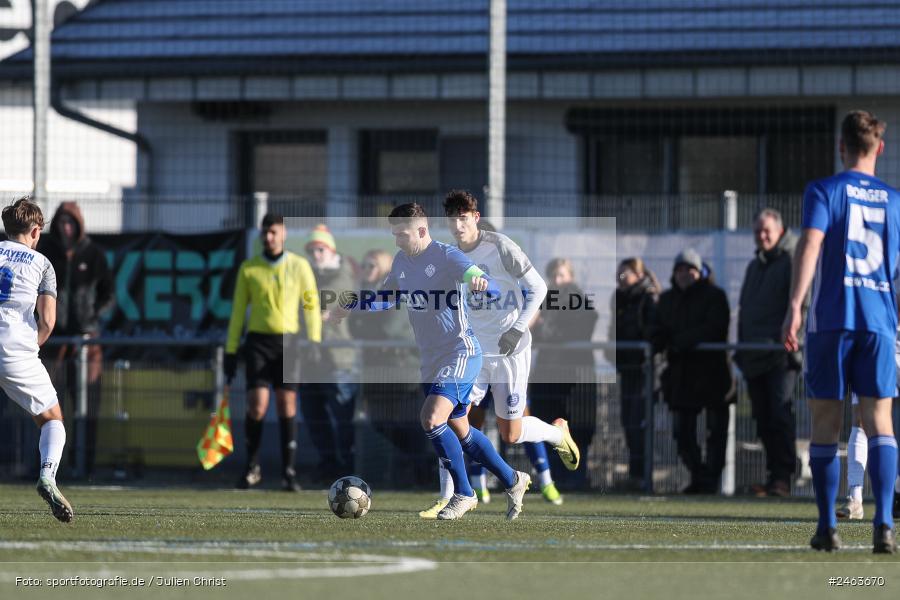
[39,420,66,483]
[477,472,487,491]
[895,475,900,494]
[438,460,454,500]
[538,470,553,488]
[514,416,563,446]
[847,426,868,491]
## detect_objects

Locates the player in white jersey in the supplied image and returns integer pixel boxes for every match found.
[0,198,72,522]
[419,190,579,518]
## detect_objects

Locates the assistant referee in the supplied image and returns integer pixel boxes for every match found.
[225,213,321,491]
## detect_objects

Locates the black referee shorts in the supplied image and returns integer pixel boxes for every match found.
[244,332,299,392]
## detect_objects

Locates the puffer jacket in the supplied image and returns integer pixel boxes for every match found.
[651,270,733,410]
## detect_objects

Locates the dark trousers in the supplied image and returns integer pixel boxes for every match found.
[745,366,798,484]
[672,402,730,488]
[619,368,646,479]
[299,382,359,471]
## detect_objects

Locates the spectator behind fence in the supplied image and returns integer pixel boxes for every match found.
[529,258,598,490]
[38,202,113,479]
[301,224,360,484]
[225,213,321,492]
[347,249,425,482]
[606,257,660,490]
[651,249,733,494]
[735,209,800,498]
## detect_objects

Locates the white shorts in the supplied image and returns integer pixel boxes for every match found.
[0,356,59,416]
[470,346,530,420]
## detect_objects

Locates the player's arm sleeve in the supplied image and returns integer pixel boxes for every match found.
[511,266,548,332]
[298,258,322,343]
[495,233,533,280]
[38,260,57,298]
[443,245,496,291]
[352,271,399,311]
[801,181,829,233]
[225,262,249,354]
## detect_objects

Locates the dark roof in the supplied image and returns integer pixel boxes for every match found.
[5,0,900,79]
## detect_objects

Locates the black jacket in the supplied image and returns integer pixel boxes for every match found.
[607,275,658,369]
[651,274,732,410]
[735,230,801,378]
[532,282,598,382]
[38,202,113,336]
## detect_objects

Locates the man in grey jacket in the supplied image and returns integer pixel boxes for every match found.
[736,208,800,497]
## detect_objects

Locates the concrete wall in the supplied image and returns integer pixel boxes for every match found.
[0,83,136,231]
[135,100,582,229]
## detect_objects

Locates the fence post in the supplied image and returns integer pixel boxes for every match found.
[721,189,738,497]
[642,342,655,493]
[75,340,88,478]
[253,192,268,228]
[214,344,224,405]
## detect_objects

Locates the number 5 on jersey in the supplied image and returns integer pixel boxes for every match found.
[846,203,885,276]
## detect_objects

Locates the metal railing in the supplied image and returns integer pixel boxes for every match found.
[0,337,857,496]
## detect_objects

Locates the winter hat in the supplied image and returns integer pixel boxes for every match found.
[673,248,703,272]
[305,224,337,253]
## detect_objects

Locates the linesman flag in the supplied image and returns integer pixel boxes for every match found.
[197,387,233,470]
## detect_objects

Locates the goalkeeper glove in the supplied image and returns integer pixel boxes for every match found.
[497,327,524,356]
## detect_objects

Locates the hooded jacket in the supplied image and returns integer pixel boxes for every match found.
[735,229,802,378]
[651,265,733,410]
[38,202,114,336]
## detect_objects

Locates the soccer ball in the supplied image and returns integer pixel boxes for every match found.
[328,476,372,519]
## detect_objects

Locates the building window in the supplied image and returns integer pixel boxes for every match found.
[360,130,438,217]
[677,136,759,194]
[238,131,327,220]
[569,107,835,225]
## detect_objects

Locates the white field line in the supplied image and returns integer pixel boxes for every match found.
[0,539,875,557]
[0,541,436,580]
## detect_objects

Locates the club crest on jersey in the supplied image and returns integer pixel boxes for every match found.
[478,263,491,276]
[425,264,436,278]
[507,393,520,408]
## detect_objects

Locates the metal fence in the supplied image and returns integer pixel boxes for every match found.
[0,337,878,497]
[0,192,812,235]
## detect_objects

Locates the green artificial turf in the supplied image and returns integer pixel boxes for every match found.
[0,484,898,600]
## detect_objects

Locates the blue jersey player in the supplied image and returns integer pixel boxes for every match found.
[333,203,531,520]
[783,110,900,553]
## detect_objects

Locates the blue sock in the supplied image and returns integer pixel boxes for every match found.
[868,436,898,529]
[426,424,474,497]
[525,441,550,476]
[466,459,485,489]
[809,443,839,534]
[460,428,516,488]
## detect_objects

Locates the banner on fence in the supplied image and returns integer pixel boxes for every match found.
[93,229,246,344]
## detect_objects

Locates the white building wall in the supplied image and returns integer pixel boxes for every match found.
[0,83,137,232]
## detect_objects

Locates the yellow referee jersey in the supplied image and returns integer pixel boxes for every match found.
[226,252,321,353]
